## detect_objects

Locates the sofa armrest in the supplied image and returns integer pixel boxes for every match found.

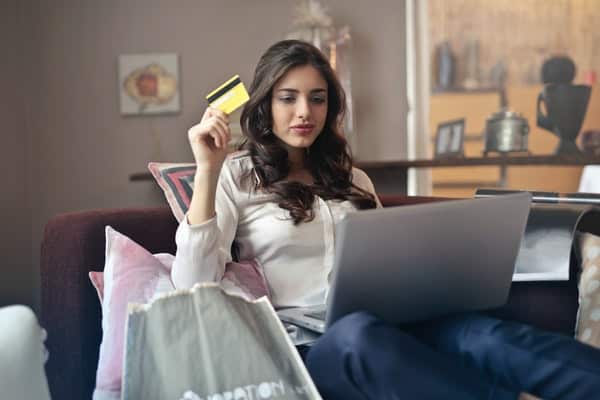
[40,206,177,400]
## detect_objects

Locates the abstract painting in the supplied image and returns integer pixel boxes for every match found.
[118,53,181,115]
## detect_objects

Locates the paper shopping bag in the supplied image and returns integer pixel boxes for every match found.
[122,283,322,400]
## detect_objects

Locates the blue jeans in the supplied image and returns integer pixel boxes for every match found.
[305,311,600,400]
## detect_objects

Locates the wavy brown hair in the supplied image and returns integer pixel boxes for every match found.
[239,40,377,224]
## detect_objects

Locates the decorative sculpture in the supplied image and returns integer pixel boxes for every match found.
[536,56,591,155]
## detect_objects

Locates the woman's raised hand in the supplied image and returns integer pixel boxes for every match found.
[187,107,231,172]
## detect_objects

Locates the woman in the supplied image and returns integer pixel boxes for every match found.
[172,40,600,400]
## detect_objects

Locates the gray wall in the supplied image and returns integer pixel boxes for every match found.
[0,0,31,307]
[2,0,407,314]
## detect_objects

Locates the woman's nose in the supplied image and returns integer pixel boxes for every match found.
[296,98,311,120]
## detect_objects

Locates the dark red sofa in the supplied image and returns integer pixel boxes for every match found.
[40,195,580,400]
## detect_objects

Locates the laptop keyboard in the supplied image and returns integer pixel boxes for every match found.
[304,310,327,321]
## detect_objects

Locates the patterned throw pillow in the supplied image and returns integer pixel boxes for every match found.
[576,232,600,348]
[147,162,196,222]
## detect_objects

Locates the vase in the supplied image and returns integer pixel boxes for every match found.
[435,41,455,90]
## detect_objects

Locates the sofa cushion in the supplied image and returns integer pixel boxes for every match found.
[92,226,173,400]
[576,232,600,348]
[148,162,196,222]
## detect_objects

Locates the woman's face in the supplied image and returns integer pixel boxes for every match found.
[270,64,328,158]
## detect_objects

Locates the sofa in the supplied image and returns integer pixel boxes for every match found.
[40,195,580,400]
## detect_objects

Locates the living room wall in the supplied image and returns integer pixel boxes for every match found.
[3,0,407,313]
[0,0,32,308]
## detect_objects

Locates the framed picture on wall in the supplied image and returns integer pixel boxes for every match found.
[118,53,181,115]
[435,119,465,158]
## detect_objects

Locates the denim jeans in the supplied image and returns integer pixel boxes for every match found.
[305,311,600,400]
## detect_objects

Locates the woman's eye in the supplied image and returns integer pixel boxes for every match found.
[311,97,326,104]
[279,96,295,103]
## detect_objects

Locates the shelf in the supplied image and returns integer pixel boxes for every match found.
[431,86,502,94]
[358,154,600,169]
[130,155,600,181]
[130,154,600,196]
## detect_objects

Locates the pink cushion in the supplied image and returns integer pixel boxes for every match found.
[89,226,270,399]
[92,226,173,399]
[89,271,104,302]
[221,260,271,300]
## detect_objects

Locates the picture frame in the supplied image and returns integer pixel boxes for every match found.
[118,53,181,115]
[434,118,465,158]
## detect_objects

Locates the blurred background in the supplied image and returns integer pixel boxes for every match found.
[1,0,408,313]
[2,0,599,313]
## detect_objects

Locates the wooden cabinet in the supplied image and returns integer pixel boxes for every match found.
[429,85,600,197]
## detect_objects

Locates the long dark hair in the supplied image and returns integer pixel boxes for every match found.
[239,40,376,224]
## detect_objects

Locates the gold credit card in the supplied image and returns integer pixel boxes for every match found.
[206,75,250,115]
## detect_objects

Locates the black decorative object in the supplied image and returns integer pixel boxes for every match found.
[541,56,576,84]
[536,83,591,155]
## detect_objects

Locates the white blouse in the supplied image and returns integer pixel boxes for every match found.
[171,151,381,309]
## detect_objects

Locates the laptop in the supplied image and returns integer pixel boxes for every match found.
[277,192,531,333]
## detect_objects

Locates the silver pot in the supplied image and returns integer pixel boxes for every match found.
[484,110,529,154]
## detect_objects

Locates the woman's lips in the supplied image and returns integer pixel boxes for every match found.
[290,125,315,135]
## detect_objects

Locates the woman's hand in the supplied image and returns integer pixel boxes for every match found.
[187,107,231,172]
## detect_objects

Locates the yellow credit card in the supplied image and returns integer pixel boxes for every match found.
[206,75,250,115]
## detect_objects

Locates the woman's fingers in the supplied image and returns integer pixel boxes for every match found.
[189,117,231,150]
[211,117,231,142]
[207,107,229,123]
[209,130,222,148]
[187,106,232,166]
[202,108,231,146]
[201,106,212,120]
[205,107,230,127]
[206,119,227,148]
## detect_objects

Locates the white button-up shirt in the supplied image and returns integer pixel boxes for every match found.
[172,151,381,309]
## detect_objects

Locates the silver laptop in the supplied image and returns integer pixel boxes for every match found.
[277,193,531,333]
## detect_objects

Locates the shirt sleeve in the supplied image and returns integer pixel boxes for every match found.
[352,167,383,208]
[171,161,240,288]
